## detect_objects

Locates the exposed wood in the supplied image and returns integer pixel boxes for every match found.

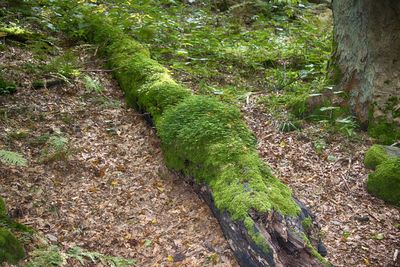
[186,175,328,267]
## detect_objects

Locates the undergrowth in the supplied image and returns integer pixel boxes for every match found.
[0,0,329,263]
[26,245,136,267]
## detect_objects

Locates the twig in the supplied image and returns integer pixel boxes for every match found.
[340,174,351,192]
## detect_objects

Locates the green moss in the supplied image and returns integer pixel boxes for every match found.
[243,217,270,253]
[304,237,331,267]
[0,216,32,233]
[367,158,400,206]
[0,26,33,40]
[0,75,16,95]
[32,80,45,89]
[302,216,312,230]
[0,227,25,264]
[364,145,392,170]
[0,197,6,217]
[368,121,400,145]
[158,96,300,219]
[0,198,32,234]
[85,23,190,120]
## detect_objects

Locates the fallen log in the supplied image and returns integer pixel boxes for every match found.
[73,8,330,266]
[191,181,328,267]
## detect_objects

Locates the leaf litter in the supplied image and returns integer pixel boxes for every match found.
[0,44,237,266]
[242,100,400,267]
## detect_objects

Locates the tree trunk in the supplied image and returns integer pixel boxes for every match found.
[332,0,400,126]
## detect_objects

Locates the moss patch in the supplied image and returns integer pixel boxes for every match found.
[0,197,6,216]
[0,75,17,95]
[368,121,400,145]
[302,216,312,230]
[243,217,270,254]
[158,96,300,219]
[367,158,400,206]
[0,198,32,233]
[364,145,392,170]
[0,227,25,264]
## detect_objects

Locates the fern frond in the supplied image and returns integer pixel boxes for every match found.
[0,150,27,166]
[83,75,103,94]
[48,136,68,151]
[67,246,136,267]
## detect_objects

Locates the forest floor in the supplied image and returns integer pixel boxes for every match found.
[0,44,237,266]
[1,1,399,267]
[242,99,400,267]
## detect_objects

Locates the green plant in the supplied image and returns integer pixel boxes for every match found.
[92,96,121,108]
[67,246,135,267]
[7,129,29,140]
[313,139,326,154]
[0,75,16,95]
[336,116,357,137]
[278,120,300,132]
[29,133,51,147]
[0,198,6,216]
[83,75,103,94]
[25,246,66,267]
[40,135,70,162]
[44,51,80,78]
[25,245,136,267]
[341,230,351,240]
[0,150,28,166]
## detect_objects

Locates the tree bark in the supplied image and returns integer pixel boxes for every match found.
[332,0,400,126]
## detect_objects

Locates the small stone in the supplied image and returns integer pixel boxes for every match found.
[46,233,58,243]
[317,241,328,257]
[327,155,336,162]
[353,215,369,222]
[173,252,186,262]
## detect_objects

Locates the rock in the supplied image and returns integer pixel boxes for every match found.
[353,215,369,223]
[317,240,328,257]
[364,145,400,170]
[46,233,58,243]
[364,145,400,206]
[367,158,400,207]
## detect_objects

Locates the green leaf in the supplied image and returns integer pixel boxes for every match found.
[0,150,28,166]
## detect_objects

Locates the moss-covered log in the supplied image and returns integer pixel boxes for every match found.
[77,10,329,266]
[364,145,400,206]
